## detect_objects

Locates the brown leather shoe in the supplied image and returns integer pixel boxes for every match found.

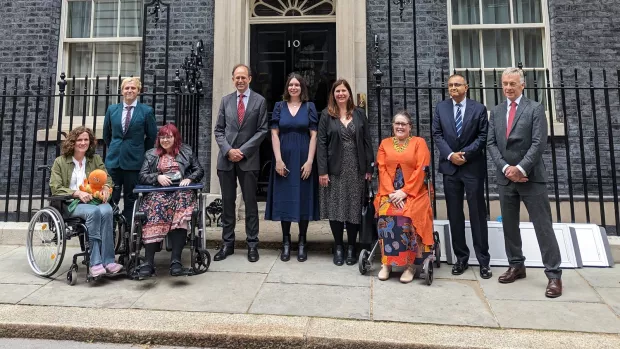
[545,279,563,298]
[498,266,526,284]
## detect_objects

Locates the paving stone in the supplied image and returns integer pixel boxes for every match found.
[0,245,18,257]
[206,249,278,274]
[266,252,371,287]
[131,272,266,314]
[577,268,620,288]
[490,300,620,333]
[479,267,601,303]
[434,263,477,280]
[0,283,41,304]
[0,246,64,285]
[595,287,620,316]
[249,282,370,320]
[373,278,499,327]
[20,275,153,309]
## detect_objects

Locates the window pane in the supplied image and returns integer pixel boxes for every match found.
[67,1,91,38]
[120,42,141,77]
[514,29,544,68]
[482,30,511,67]
[523,70,548,109]
[462,70,482,103]
[513,0,542,23]
[451,0,480,24]
[66,80,88,119]
[482,0,509,24]
[484,71,503,107]
[94,43,119,76]
[94,78,119,116]
[452,30,481,68]
[94,0,118,37]
[120,0,143,37]
[68,43,93,78]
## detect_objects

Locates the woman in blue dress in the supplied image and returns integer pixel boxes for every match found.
[265,73,320,262]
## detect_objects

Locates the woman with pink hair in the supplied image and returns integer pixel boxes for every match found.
[137,124,204,278]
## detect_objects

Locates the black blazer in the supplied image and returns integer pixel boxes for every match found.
[432,98,488,177]
[317,107,374,176]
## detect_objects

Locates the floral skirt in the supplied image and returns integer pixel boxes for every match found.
[140,190,196,244]
[377,196,430,267]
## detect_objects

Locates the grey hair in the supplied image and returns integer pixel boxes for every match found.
[392,110,412,124]
[502,67,525,84]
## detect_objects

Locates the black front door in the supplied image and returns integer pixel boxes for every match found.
[250,23,337,200]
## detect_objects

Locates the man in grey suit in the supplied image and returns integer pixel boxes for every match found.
[487,67,562,298]
[214,64,269,263]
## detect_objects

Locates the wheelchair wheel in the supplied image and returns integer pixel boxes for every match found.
[113,214,126,254]
[66,265,77,286]
[26,207,66,277]
[192,248,211,275]
[433,231,441,268]
[358,249,371,275]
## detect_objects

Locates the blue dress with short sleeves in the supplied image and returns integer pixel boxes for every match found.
[265,101,320,222]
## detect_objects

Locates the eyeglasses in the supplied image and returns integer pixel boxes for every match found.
[448,83,466,88]
[393,122,410,127]
[159,135,174,140]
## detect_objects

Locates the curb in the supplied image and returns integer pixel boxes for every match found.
[0,305,618,349]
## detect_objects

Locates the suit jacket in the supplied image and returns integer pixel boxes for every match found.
[213,90,269,172]
[432,98,488,177]
[103,102,157,171]
[487,96,548,185]
[317,107,374,176]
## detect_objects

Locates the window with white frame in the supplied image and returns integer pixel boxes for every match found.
[60,0,142,124]
[448,0,551,110]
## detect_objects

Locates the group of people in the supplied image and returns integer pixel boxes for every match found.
[51,77,204,280]
[214,64,563,298]
[49,63,563,298]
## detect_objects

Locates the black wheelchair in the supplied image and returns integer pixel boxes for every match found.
[121,183,211,280]
[26,168,126,285]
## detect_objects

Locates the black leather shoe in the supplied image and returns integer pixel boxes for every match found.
[248,247,259,262]
[281,235,291,262]
[170,259,184,276]
[480,265,493,279]
[451,261,469,275]
[297,234,307,262]
[345,245,357,265]
[138,262,155,278]
[213,246,234,261]
[333,245,344,266]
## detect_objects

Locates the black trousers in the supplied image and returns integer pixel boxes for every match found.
[107,167,139,228]
[443,171,490,266]
[218,165,259,248]
[499,182,562,279]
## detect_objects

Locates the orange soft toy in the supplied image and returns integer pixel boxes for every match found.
[79,169,112,201]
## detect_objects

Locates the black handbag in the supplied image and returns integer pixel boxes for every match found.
[359,180,377,245]
[163,171,182,185]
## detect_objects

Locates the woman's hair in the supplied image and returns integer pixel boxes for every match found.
[327,79,355,119]
[155,123,183,157]
[121,77,142,91]
[392,110,412,124]
[61,126,96,157]
[282,73,309,102]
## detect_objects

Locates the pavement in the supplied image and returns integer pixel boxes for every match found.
[0,222,619,349]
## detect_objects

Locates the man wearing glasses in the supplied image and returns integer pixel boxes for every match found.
[432,74,491,279]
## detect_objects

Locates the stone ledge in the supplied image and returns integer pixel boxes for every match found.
[0,305,619,349]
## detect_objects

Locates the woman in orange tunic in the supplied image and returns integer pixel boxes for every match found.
[374,110,434,283]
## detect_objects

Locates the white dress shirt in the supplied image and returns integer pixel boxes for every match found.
[447,98,467,161]
[70,157,87,191]
[122,100,138,132]
[236,89,251,110]
[502,94,527,176]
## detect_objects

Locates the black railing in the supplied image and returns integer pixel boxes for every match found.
[0,70,201,222]
[371,65,620,235]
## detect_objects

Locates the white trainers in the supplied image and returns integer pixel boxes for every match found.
[378,265,391,281]
[400,265,415,283]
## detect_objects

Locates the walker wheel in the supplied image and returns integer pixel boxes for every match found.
[433,231,441,268]
[425,260,434,286]
[358,249,370,275]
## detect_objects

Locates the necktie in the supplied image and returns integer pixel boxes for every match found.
[237,94,245,125]
[455,103,463,138]
[124,106,133,134]
[506,101,517,138]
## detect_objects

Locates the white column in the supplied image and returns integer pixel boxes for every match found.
[336,0,357,94]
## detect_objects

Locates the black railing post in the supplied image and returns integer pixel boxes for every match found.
[174,69,181,126]
[93,76,100,134]
[5,78,19,221]
[603,69,619,234]
[28,77,43,220]
[373,35,384,141]
[16,77,31,221]
[427,70,436,217]
[41,75,53,210]
[574,69,590,222]
[589,69,605,227]
[81,76,88,126]
[56,73,67,157]
[0,77,7,208]
[559,69,575,222]
[545,69,561,222]
[68,76,76,131]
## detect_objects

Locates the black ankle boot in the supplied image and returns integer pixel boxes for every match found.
[346,245,357,265]
[333,245,344,266]
[297,233,307,262]
[281,234,291,262]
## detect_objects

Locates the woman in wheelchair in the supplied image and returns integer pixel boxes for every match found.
[374,110,434,283]
[137,124,204,277]
[49,126,123,277]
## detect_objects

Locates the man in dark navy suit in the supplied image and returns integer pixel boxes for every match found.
[432,74,491,279]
